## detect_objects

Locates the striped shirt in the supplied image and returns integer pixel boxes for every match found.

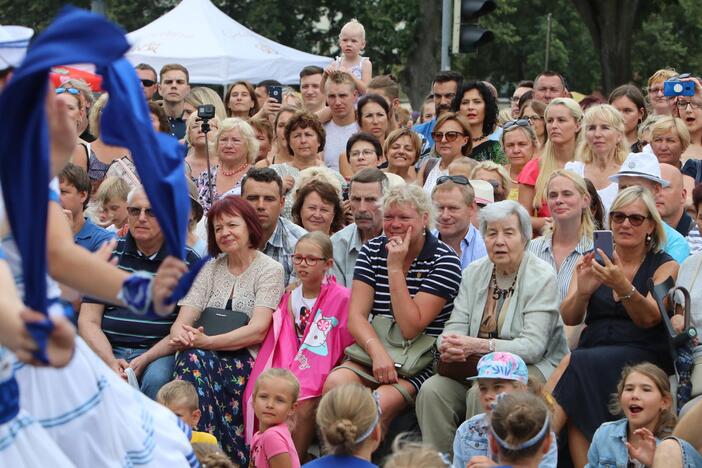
[527,233,593,303]
[84,233,199,348]
[353,231,462,337]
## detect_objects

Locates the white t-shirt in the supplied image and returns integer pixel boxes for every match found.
[290,284,317,339]
[565,161,618,214]
[323,120,359,170]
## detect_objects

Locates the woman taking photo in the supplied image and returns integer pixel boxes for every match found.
[566,104,627,213]
[452,80,506,164]
[195,117,258,212]
[416,200,567,455]
[291,179,345,235]
[339,94,391,178]
[419,112,472,193]
[519,99,547,148]
[183,112,220,181]
[501,119,539,200]
[170,196,285,465]
[384,128,421,185]
[550,186,678,467]
[518,97,583,234]
[323,184,462,436]
[608,84,647,152]
[271,111,345,218]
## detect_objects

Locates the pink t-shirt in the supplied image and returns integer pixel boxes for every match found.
[517,158,551,217]
[249,423,301,468]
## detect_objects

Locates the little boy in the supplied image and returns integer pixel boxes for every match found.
[157,380,219,446]
[94,176,130,236]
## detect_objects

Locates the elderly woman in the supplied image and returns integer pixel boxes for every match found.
[184,112,220,181]
[452,80,506,164]
[384,127,422,184]
[195,117,258,213]
[566,104,628,213]
[170,196,285,465]
[416,200,568,456]
[271,111,345,218]
[323,184,462,434]
[291,179,345,235]
[419,112,473,193]
[339,94,391,178]
[502,119,539,200]
[550,186,679,467]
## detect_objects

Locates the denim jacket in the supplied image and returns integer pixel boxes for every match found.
[452,413,558,468]
[587,418,659,468]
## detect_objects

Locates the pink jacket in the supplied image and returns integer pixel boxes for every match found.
[243,278,353,442]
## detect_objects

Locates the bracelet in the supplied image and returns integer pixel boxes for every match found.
[619,285,637,301]
[488,338,496,352]
[364,337,376,348]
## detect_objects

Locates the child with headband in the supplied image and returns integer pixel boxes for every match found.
[452,352,558,468]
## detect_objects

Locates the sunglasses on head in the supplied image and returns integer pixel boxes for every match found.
[609,211,649,227]
[127,206,156,218]
[431,131,465,142]
[503,119,531,130]
[141,79,156,87]
[436,175,471,186]
[55,87,80,95]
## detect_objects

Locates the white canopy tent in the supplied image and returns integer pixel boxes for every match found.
[126,0,331,85]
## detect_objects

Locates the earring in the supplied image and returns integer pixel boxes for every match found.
[645,233,652,244]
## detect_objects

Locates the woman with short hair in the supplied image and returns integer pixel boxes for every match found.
[291,179,345,235]
[419,112,472,193]
[501,119,539,200]
[339,94,391,178]
[384,128,421,184]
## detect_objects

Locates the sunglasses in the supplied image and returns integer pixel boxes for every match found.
[141,79,156,87]
[127,206,156,218]
[436,175,471,186]
[609,211,649,227]
[503,119,531,130]
[431,131,465,142]
[55,87,80,95]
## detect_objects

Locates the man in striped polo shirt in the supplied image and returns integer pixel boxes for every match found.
[78,186,199,399]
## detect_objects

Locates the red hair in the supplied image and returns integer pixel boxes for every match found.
[207,196,263,256]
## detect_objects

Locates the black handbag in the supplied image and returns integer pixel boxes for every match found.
[195,298,249,336]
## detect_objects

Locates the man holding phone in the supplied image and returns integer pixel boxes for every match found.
[609,151,690,263]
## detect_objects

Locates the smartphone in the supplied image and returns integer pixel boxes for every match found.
[267,85,283,104]
[593,230,613,264]
[664,80,695,97]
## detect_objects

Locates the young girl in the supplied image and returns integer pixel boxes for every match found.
[303,384,381,467]
[452,352,558,468]
[245,232,353,459]
[586,363,677,468]
[489,392,554,468]
[250,369,301,468]
[325,19,372,94]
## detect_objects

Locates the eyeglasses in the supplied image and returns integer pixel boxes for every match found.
[140,79,156,87]
[522,115,543,124]
[503,119,531,130]
[349,149,377,158]
[510,96,521,103]
[675,100,702,110]
[673,73,693,80]
[127,206,156,218]
[55,87,80,95]
[431,131,465,142]
[436,175,471,186]
[609,211,649,227]
[291,254,327,266]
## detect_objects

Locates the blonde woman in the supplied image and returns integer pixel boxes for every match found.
[470,160,511,202]
[646,68,678,116]
[183,112,220,181]
[518,97,583,233]
[183,86,227,121]
[501,120,539,200]
[566,104,628,213]
[649,116,697,209]
[86,94,130,194]
[195,117,259,213]
[384,128,421,184]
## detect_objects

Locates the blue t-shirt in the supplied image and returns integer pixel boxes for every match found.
[663,222,690,264]
[413,118,437,146]
[75,217,116,253]
[303,455,377,468]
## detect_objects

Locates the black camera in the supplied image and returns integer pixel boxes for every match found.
[197,104,215,119]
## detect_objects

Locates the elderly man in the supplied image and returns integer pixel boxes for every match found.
[241,167,306,285]
[610,152,690,263]
[658,163,694,236]
[533,71,568,104]
[323,71,359,170]
[331,168,387,286]
[78,187,199,399]
[431,176,487,270]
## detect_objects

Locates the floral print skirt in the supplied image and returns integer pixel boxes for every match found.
[174,348,253,465]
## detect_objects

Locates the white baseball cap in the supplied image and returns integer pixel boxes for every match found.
[470,179,495,206]
[0,25,33,71]
[608,150,670,188]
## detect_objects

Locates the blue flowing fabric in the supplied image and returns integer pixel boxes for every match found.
[0,7,203,362]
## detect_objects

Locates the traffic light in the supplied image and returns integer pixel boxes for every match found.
[452,0,496,54]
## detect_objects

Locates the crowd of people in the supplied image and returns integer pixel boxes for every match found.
[1,9,702,468]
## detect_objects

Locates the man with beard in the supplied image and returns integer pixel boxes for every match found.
[413,70,463,147]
